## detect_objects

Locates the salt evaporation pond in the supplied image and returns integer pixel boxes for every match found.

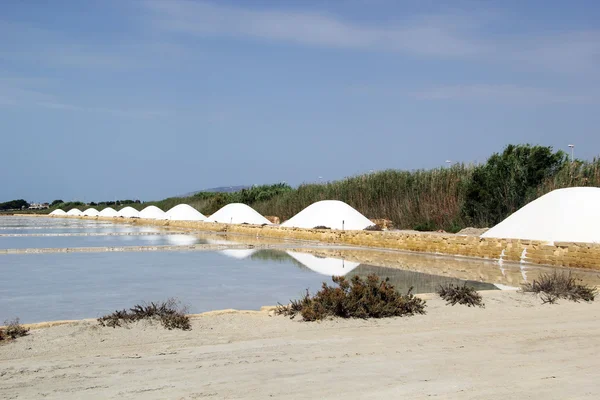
[1,250,498,323]
[0,234,206,250]
[4,215,599,324]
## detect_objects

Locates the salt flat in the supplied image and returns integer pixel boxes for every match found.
[2,290,599,400]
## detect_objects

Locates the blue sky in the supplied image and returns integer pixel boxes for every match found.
[1,0,599,202]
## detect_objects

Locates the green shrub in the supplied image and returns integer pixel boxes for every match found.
[521,271,597,304]
[463,144,568,226]
[413,220,438,232]
[437,283,484,307]
[49,145,600,230]
[276,274,426,321]
[98,299,191,330]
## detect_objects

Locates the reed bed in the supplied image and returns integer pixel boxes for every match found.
[41,146,600,232]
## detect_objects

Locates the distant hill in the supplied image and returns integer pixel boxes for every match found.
[178,185,250,197]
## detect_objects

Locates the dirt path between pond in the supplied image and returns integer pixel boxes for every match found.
[1,290,599,399]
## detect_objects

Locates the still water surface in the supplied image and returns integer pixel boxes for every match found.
[3,216,595,324]
[1,250,494,323]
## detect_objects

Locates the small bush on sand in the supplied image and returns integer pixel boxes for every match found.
[0,318,29,341]
[98,298,191,330]
[521,271,597,304]
[437,283,484,308]
[276,274,426,321]
[313,225,331,230]
[364,224,383,231]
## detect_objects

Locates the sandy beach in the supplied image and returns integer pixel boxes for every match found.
[2,290,599,399]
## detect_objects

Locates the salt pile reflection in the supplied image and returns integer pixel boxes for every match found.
[286,251,360,276]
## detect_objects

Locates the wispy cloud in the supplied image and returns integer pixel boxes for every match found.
[505,31,600,75]
[414,84,594,105]
[0,21,134,69]
[0,20,193,70]
[0,77,166,118]
[142,0,481,57]
[141,0,600,75]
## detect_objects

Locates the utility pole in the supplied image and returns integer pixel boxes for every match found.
[568,144,575,162]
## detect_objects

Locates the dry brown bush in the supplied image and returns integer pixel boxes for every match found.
[98,298,191,330]
[277,274,426,321]
[0,318,29,341]
[437,283,484,308]
[522,271,597,304]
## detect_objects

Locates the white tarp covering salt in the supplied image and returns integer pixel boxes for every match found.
[281,200,372,230]
[166,204,206,221]
[206,203,272,225]
[481,187,600,244]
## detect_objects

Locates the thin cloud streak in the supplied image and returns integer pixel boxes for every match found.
[414,84,594,105]
[0,78,167,118]
[142,0,482,57]
[142,0,600,75]
[0,20,194,70]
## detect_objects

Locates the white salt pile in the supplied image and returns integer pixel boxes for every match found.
[82,208,99,217]
[49,209,66,216]
[166,204,206,221]
[66,208,82,216]
[206,203,272,225]
[117,206,140,218]
[481,187,600,244]
[286,251,360,276]
[98,207,118,217]
[139,205,167,220]
[281,200,372,230]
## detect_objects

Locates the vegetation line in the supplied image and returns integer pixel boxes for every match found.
[9,144,600,232]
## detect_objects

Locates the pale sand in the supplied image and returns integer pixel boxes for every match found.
[2,291,600,399]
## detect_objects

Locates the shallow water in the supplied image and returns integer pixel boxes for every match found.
[2,216,598,324]
[0,234,207,249]
[0,227,162,235]
[1,250,497,323]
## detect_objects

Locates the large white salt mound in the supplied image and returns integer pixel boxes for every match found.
[49,209,66,216]
[287,251,360,276]
[206,203,272,225]
[98,207,118,217]
[66,208,82,216]
[166,204,206,221]
[281,200,372,230]
[481,187,600,244]
[117,206,140,218]
[82,208,99,217]
[139,205,167,220]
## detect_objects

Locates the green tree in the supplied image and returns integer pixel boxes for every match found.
[463,144,567,226]
[0,199,30,211]
[50,199,64,207]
